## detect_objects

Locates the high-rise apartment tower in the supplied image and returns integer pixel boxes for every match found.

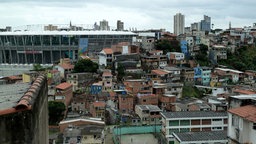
[174,13,185,35]
[117,20,124,31]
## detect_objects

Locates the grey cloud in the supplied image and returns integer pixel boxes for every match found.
[0,0,255,31]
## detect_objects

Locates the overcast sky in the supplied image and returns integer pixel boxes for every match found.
[0,0,255,32]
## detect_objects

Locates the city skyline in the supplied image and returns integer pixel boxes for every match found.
[0,0,255,32]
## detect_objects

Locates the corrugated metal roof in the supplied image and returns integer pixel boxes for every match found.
[161,111,227,119]
[173,131,228,142]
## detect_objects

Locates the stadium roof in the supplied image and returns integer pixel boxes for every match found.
[0,30,137,36]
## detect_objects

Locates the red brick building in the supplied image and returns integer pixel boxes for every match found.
[90,101,106,119]
[159,94,176,111]
[118,94,134,114]
[123,79,152,96]
[137,94,158,105]
[55,82,73,107]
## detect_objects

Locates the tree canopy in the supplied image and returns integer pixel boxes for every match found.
[117,64,125,82]
[218,45,256,71]
[48,101,66,125]
[155,39,180,54]
[73,59,98,73]
[194,44,209,66]
[33,64,45,71]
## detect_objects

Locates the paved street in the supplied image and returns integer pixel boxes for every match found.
[105,126,115,144]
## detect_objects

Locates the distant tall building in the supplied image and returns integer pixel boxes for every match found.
[94,22,100,30]
[100,19,110,31]
[174,13,185,35]
[44,24,58,31]
[200,15,211,32]
[191,22,201,31]
[117,20,124,31]
[0,26,12,32]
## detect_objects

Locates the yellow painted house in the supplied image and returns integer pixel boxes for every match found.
[22,72,39,83]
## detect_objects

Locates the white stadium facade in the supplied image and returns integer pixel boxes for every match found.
[0,31,136,64]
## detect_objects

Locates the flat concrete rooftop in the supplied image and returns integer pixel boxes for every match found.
[0,83,30,110]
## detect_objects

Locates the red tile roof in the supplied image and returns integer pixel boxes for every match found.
[56,82,72,90]
[50,70,59,73]
[93,81,102,86]
[93,101,106,107]
[103,48,113,54]
[102,71,112,77]
[233,89,256,95]
[109,91,116,97]
[152,69,169,75]
[228,105,256,122]
[80,55,90,59]
[6,75,22,80]
[149,50,163,54]
[59,64,74,70]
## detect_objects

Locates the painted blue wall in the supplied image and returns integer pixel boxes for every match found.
[90,85,102,94]
[180,40,188,56]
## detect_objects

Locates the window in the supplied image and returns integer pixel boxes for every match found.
[212,119,222,121]
[180,120,190,126]
[169,120,179,126]
[232,115,239,127]
[253,123,256,130]
[212,127,222,131]
[180,128,189,132]
[169,128,179,134]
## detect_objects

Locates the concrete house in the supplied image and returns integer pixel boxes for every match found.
[228,105,256,143]
[135,105,162,125]
[98,48,113,67]
[102,71,113,92]
[55,82,73,108]
[90,101,106,119]
[66,72,95,91]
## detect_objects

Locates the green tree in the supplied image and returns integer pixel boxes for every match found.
[73,59,98,73]
[194,44,209,66]
[48,101,66,125]
[117,64,125,82]
[182,84,203,98]
[199,44,208,54]
[218,45,256,71]
[33,64,45,71]
[155,39,180,54]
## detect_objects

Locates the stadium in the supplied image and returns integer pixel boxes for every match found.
[0,30,136,64]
